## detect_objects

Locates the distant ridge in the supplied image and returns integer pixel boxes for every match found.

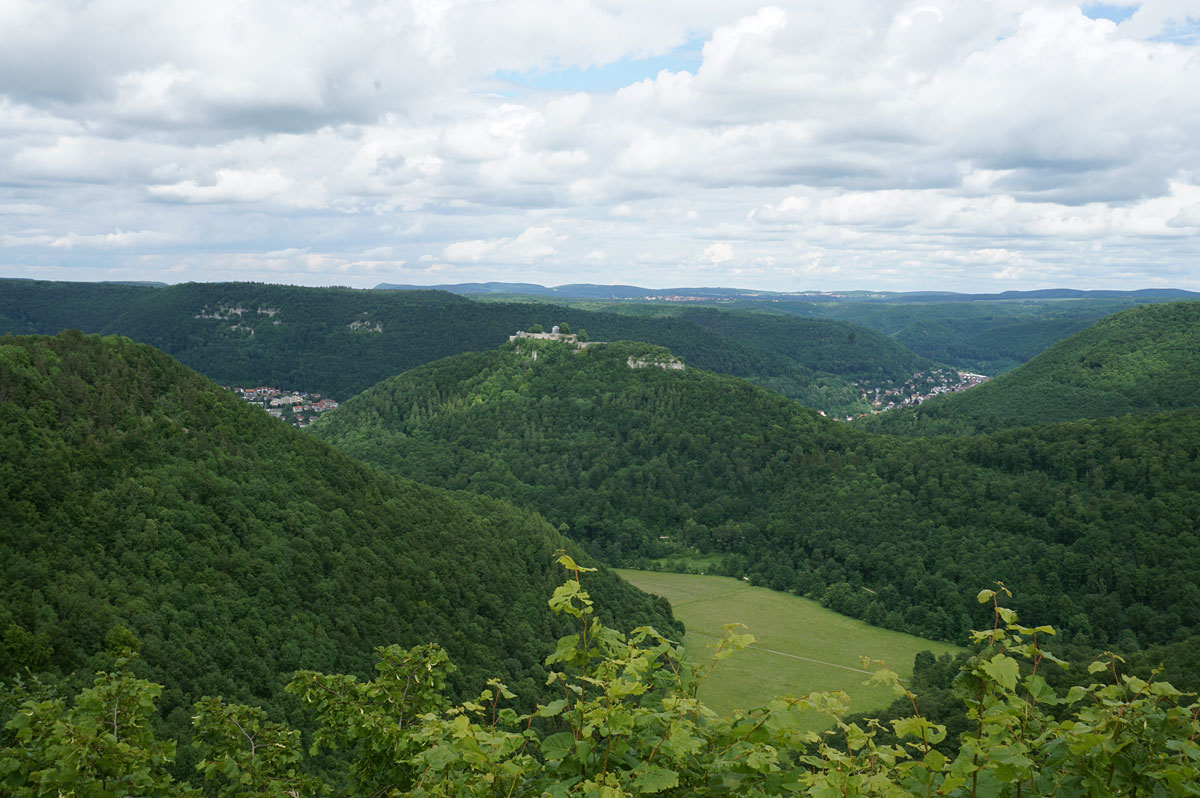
[373,282,785,299]
[881,288,1200,303]
[374,281,1199,303]
[0,279,928,415]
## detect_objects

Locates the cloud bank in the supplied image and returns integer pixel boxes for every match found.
[2,0,1198,290]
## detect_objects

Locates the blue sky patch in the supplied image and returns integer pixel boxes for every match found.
[1082,3,1139,24]
[1149,17,1200,45]
[496,39,704,93]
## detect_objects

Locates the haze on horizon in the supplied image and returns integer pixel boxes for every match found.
[1,1,1199,293]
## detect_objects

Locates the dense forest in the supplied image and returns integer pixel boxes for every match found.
[3,290,1200,795]
[812,296,1182,375]
[0,279,930,415]
[8,279,1190,420]
[858,301,1200,435]
[675,308,929,383]
[0,331,679,771]
[539,288,1190,376]
[312,337,1200,653]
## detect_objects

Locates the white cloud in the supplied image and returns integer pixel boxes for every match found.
[2,229,167,249]
[701,242,736,264]
[441,226,564,264]
[441,239,497,263]
[1,1,1199,290]
[148,169,301,204]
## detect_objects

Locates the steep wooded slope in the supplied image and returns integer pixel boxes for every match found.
[311,338,1200,650]
[0,332,678,726]
[859,301,1200,435]
[677,308,930,382]
[815,296,1190,375]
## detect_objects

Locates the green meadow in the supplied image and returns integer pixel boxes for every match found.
[616,570,963,718]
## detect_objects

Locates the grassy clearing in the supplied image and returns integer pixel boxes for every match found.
[616,570,963,719]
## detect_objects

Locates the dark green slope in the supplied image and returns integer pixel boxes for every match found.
[859,301,1200,435]
[813,297,1187,375]
[311,337,1200,651]
[891,315,1097,375]
[0,279,911,414]
[678,307,930,382]
[0,278,157,335]
[0,332,679,725]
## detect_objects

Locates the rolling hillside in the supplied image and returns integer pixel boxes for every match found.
[0,331,679,741]
[436,281,1194,375]
[859,301,1200,435]
[311,336,1200,651]
[677,307,930,383]
[0,279,935,415]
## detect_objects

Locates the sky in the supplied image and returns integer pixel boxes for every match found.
[1,1,1199,293]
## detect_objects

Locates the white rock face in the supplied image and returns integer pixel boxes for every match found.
[627,356,684,370]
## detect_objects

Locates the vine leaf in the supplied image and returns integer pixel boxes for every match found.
[980,654,1019,692]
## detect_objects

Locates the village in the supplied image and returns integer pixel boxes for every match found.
[221,385,339,429]
[853,368,989,418]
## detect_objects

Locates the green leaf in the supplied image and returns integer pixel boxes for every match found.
[891,716,929,740]
[544,634,580,666]
[535,699,568,718]
[541,732,575,761]
[634,764,680,793]
[976,589,996,604]
[1150,681,1184,697]
[555,553,597,573]
[1024,674,1057,704]
[980,654,1019,691]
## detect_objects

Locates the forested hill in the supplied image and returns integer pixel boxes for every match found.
[676,307,930,383]
[857,300,1200,435]
[312,337,1200,653]
[0,332,679,744]
[0,279,934,415]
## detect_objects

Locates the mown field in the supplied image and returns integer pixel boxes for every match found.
[617,570,963,718]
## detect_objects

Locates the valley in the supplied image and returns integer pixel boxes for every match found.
[615,570,962,718]
[5,1,1200,787]
[5,278,1177,419]
[2,282,1199,794]
[310,330,1200,651]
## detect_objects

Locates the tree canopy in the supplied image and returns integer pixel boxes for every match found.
[0,332,679,770]
[312,337,1200,651]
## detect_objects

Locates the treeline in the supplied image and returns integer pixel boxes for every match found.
[312,338,1200,651]
[4,567,1197,796]
[0,332,679,773]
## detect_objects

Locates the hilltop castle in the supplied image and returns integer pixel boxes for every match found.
[509,325,578,343]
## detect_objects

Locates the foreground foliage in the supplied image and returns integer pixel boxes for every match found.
[4,561,1197,796]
